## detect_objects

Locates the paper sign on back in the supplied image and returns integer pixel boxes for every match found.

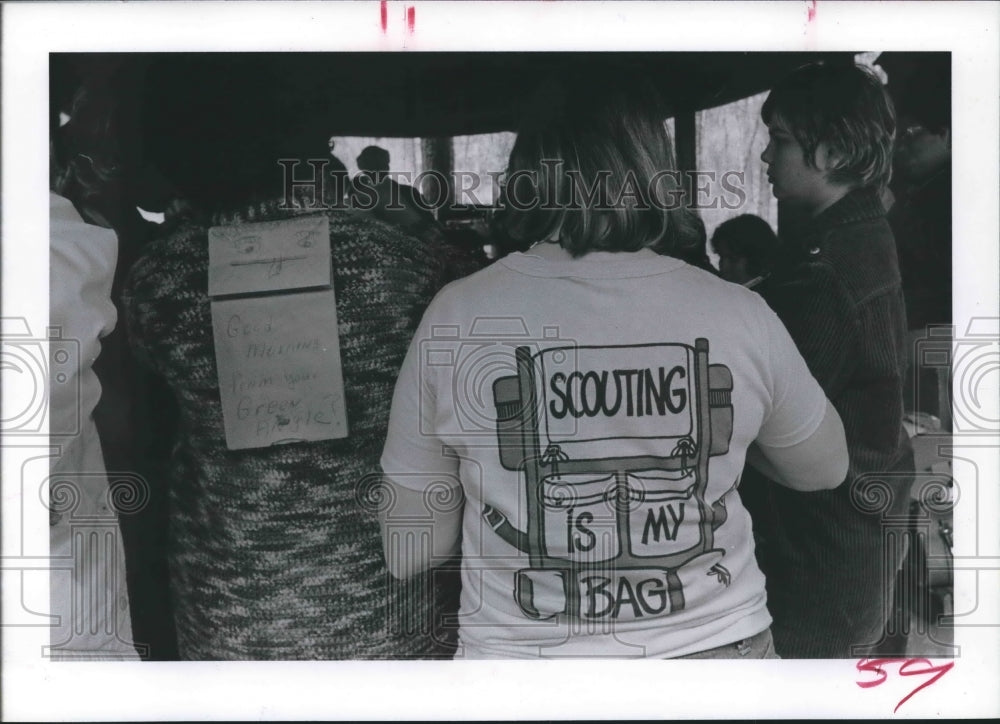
[208,215,331,297]
[211,290,348,449]
[206,213,348,450]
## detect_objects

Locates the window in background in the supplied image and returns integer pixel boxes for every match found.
[452,131,517,206]
[327,136,425,183]
[695,91,777,266]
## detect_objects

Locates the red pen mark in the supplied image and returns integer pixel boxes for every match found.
[856,658,955,713]
[806,0,817,23]
[406,5,416,34]
[380,0,388,32]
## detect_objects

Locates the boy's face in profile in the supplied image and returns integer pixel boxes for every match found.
[761,116,837,216]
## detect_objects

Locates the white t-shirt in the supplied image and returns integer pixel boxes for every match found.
[49,192,137,659]
[381,243,826,658]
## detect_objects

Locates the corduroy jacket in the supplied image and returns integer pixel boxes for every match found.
[741,187,915,658]
[765,186,914,483]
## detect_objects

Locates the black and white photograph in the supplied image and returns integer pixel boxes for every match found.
[2,1,998,720]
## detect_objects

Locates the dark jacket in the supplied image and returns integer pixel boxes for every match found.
[888,168,952,330]
[741,187,915,658]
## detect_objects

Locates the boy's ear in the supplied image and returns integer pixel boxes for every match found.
[813,142,843,172]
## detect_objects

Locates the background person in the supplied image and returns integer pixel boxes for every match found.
[710,214,781,288]
[878,52,952,333]
[52,60,184,659]
[49,79,143,661]
[351,144,437,232]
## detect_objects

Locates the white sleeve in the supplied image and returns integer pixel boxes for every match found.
[379,302,461,491]
[754,302,829,448]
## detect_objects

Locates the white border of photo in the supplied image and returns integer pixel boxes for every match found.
[2,1,997,720]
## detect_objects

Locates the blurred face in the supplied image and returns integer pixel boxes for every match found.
[761,117,840,216]
[714,241,752,284]
[895,120,950,184]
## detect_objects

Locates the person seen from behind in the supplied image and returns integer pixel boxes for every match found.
[378,72,849,659]
[351,144,436,232]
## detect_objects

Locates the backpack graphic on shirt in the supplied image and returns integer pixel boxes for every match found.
[486,339,734,621]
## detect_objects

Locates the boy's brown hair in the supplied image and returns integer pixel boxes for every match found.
[762,62,896,189]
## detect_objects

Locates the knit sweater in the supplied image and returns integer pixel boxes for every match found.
[740,187,915,658]
[123,199,480,659]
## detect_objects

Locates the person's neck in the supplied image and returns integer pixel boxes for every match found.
[808,184,854,219]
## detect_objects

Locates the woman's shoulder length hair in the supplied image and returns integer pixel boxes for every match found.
[495,68,702,259]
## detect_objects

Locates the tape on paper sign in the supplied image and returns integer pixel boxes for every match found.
[207,215,348,450]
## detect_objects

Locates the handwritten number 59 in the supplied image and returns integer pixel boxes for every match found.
[856,658,955,713]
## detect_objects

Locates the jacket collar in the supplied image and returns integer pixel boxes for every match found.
[796,186,886,251]
[805,187,885,235]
